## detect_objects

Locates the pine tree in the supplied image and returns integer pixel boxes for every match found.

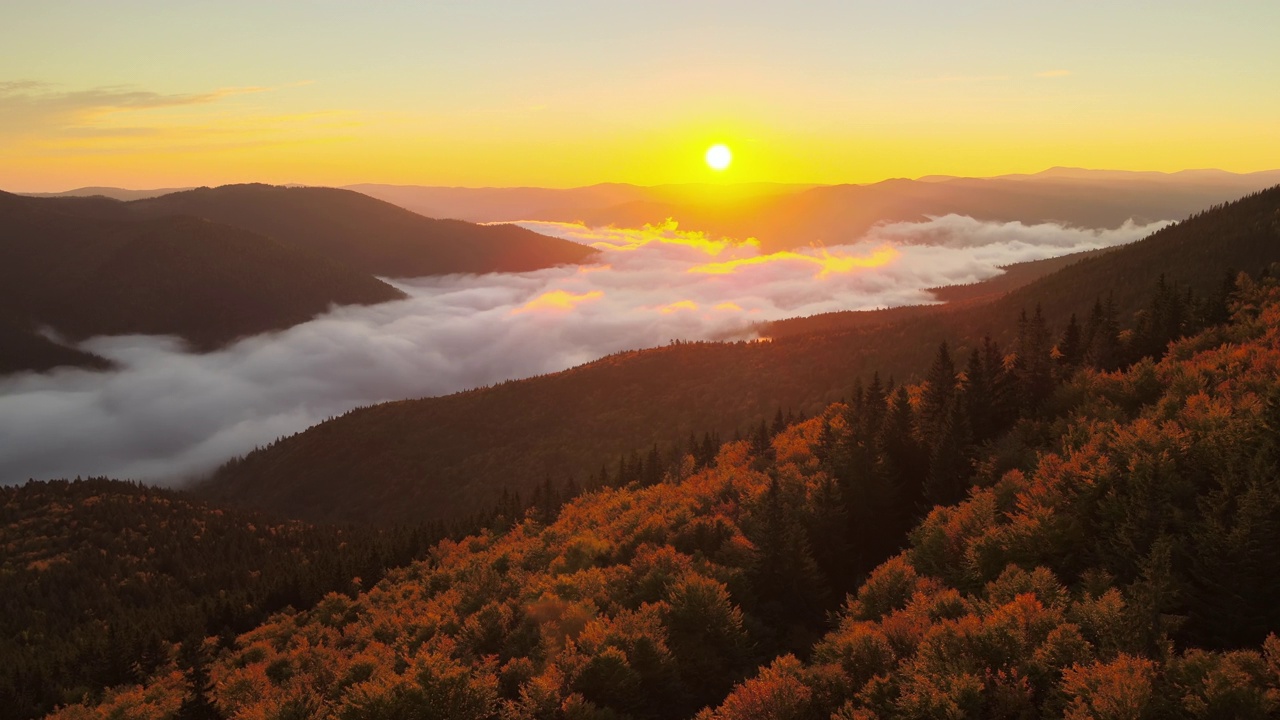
[643,444,663,485]
[1084,295,1121,370]
[1014,306,1053,411]
[806,475,853,590]
[964,348,994,443]
[919,342,956,438]
[861,372,887,438]
[771,408,786,435]
[878,387,925,520]
[1058,312,1084,370]
[175,638,222,720]
[747,474,827,640]
[923,395,973,508]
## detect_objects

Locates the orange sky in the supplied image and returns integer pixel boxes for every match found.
[2,2,1278,191]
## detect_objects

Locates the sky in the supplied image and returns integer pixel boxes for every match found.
[1,1,1278,190]
[0,214,1167,484]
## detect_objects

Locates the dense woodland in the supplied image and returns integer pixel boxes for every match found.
[0,481,440,719]
[1,468,595,720]
[200,186,1280,526]
[26,256,1280,717]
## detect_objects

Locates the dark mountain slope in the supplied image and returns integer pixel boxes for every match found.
[0,318,110,375]
[0,478,437,719]
[0,191,404,364]
[199,187,1280,525]
[125,184,598,277]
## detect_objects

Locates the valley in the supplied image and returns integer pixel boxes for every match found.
[8,3,1280,718]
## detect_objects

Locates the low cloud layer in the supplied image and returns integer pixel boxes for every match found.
[0,215,1168,486]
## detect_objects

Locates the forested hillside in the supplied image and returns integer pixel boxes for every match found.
[702,272,1280,719]
[0,191,404,372]
[199,186,1280,525]
[0,479,443,719]
[51,269,1280,719]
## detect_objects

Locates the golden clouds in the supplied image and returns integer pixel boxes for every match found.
[688,245,899,279]
[513,289,605,314]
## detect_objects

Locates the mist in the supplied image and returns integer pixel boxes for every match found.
[0,215,1168,486]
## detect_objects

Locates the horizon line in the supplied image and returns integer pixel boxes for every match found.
[11,165,1280,196]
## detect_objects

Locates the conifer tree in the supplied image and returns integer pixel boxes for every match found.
[861,372,887,437]
[1084,295,1121,370]
[923,394,973,508]
[963,348,994,443]
[919,342,956,438]
[175,638,222,720]
[1058,312,1084,369]
[747,474,827,637]
[878,386,925,518]
[1014,305,1054,410]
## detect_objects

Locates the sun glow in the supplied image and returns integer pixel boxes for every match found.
[705,144,732,171]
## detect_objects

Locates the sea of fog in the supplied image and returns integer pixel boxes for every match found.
[0,215,1169,485]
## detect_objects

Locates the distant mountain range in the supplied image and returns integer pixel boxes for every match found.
[197,184,1280,525]
[121,184,598,277]
[349,168,1280,252]
[21,186,195,201]
[43,169,1280,255]
[0,185,596,374]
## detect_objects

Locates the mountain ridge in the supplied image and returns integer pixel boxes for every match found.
[0,191,405,371]
[197,186,1280,525]
[0,184,599,374]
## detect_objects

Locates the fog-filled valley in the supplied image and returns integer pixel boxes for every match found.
[0,208,1167,485]
[9,3,1280,718]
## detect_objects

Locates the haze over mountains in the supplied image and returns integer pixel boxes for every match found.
[17,187,1280,720]
[5,171,1280,489]
[0,185,595,374]
[7,176,1280,719]
[196,186,1280,524]
[353,168,1280,252]
[36,167,1280,256]
[0,211,1166,486]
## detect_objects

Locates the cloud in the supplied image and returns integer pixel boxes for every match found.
[1036,70,1072,78]
[0,80,346,155]
[513,289,604,313]
[0,215,1170,486]
[0,81,269,135]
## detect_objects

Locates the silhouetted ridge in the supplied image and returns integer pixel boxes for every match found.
[128,184,598,276]
[0,190,404,367]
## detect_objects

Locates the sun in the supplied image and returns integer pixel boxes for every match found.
[705,144,732,171]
